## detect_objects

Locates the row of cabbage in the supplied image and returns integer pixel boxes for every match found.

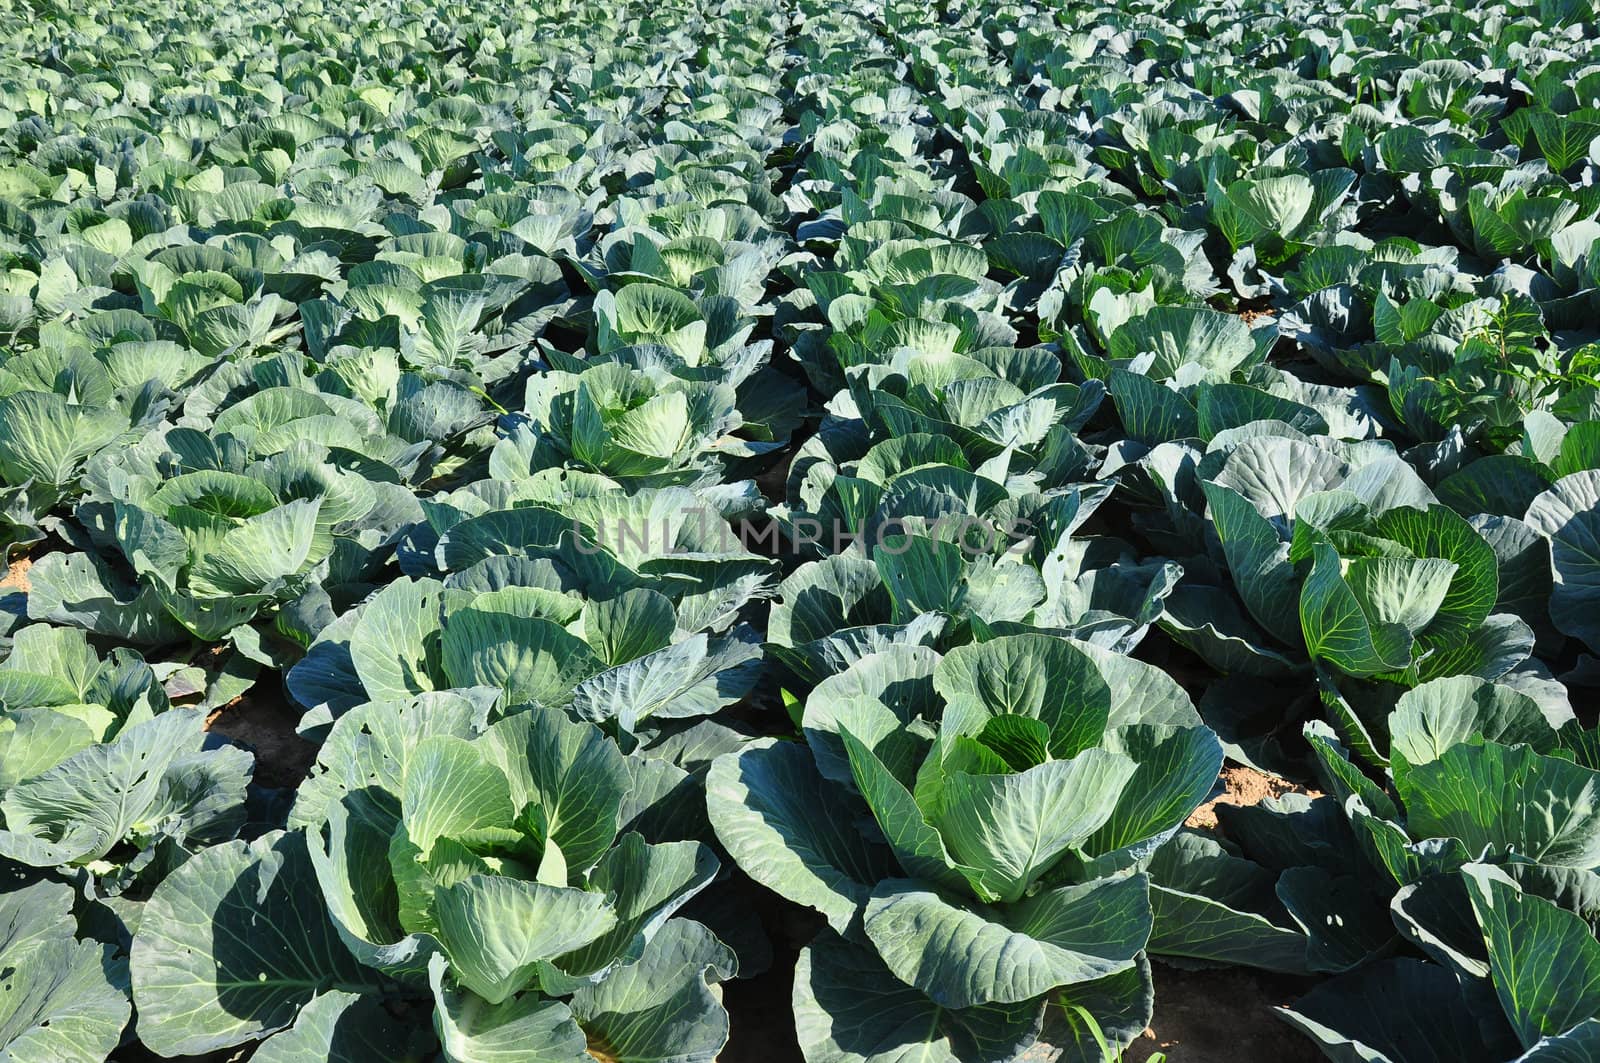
[725,0,1600,1057]
[0,0,800,1057]
[1,0,1600,1058]
[917,1,1600,1058]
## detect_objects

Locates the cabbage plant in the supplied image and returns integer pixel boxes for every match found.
[1153,674,1600,1059]
[709,632,1222,1060]
[130,697,733,1062]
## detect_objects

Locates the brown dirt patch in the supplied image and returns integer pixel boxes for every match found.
[1,557,30,594]
[1129,766,1325,1060]
[1126,963,1320,1062]
[204,685,317,790]
[1185,765,1314,831]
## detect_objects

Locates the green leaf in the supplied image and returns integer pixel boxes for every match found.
[1389,676,1559,784]
[250,990,422,1063]
[187,498,323,596]
[875,535,969,622]
[1276,866,1395,973]
[933,750,1137,902]
[1530,112,1600,173]
[1046,958,1156,1062]
[0,880,130,1063]
[435,508,574,572]
[1299,543,1416,677]
[296,695,490,979]
[570,633,759,734]
[0,704,113,790]
[1372,505,1498,646]
[933,635,1113,760]
[481,708,627,877]
[0,391,124,487]
[1472,514,1558,652]
[441,607,602,707]
[0,624,103,708]
[1373,291,1444,345]
[349,577,445,702]
[1200,480,1302,647]
[1526,471,1600,655]
[1146,833,1309,973]
[1437,456,1550,519]
[974,715,1052,771]
[1346,555,1457,634]
[0,708,210,866]
[1280,957,1514,1063]
[583,589,675,666]
[550,834,719,983]
[131,831,381,1057]
[706,741,895,936]
[434,875,616,1004]
[1400,743,1600,869]
[793,931,1044,1063]
[401,736,514,857]
[1230,174,1315,237]
[804,644,939,787]
[1196,383,1328,442]
[1465,867,1600,1050]
[1085,725,1223,860]
[25,551,183,646]
[863,876,1150,1008]
[429,954,588,1063]
[1517,1021,1600,1061]
[291,690,489,831]
[1107,369,1198,445]
[1108,307,1255,380]
[150,578,276,641]
[840,727,973,894]
[570,919,733,1063]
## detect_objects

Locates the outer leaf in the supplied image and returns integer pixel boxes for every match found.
[1525,471,1600,654]
[1279,957,1513,1063]
[551,833,719,982]
[0,709,208,866]
[1146,833,1310,972]
[706,741,895,936]
[131,831,381,1057]
[570,919,733,1063]
[793,932,1044,1063]
[1465,867,1600,1049]
[863,876,1150,1009]
[250,990,420,1063]
[1399,743,1600,869]
[1389,676,1559,781]
[0,881,129,1063]
[349,577,444,702]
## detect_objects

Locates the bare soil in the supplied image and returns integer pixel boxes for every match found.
[1126,963,1321,1062]
[204,686,318,790]
[1,556,29,593]
[1185,764,1314,831]
[1115,764,1324,1061]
